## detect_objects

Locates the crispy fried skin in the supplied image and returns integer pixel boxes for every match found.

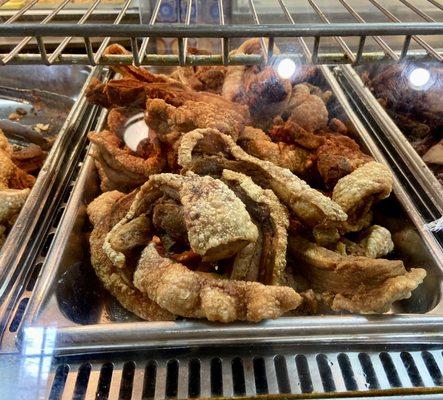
[11,144,45,174]
[152,197,188,242]
[133,240,302,322]
[178,128,347,229]
[87,191,174,321]
[288,236,426,313]
[316,134,373,189]
[339,225,394,258]
[332,161,393,225]
[146,98,247,143]
[238,126,314,175]
[171,48,226,93]
[88,130,164,192]
[222,170,289,285]
[104,172,258,267]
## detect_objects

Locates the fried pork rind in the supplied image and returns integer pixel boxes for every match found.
[332,161,393,225]
[222,39,292,128]
[87,191,174,321]
[134,240,302,322]
[286,84,329,132]
[0,129,37,242]
[222,170,289,285]
[104,172,258,268]
[88,130,164,192]
[288,236,426,313]
[146,98,247,143]
[238,126,314,175]
[171,48,226,93]
[178,128,347,229]
[339,225,394,259]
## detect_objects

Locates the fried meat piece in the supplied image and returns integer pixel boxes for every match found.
[222,39,291,128]
[86,77,249,119]
[178,128,347,229]
[288,236,426,313]
[338,225,394,258]
[11,144,45,174]
[152,197,188,242]
[332,161,393,226]
[133,240,302,322]
[171,48,226,93]
[87,191,174,321]
[269,118,325,150]
[104,172,258,267]
[104,44,172,84]
[316,134,373,189]
[222,170,289,285]
[238,126,313,175]
[287,84,329,132]
[88,130,164,192]
[146,98,247,143]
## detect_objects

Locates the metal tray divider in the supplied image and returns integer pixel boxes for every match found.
[0,0,442,65]
[0,66,104,339]
[335,64,443,219]
[12,66,443,357]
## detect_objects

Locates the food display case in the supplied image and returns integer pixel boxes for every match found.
[0,1,442,399]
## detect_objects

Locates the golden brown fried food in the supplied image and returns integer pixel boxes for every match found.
[152,197,188,242]
[238,126,314,175]
[269,118,325,150]
[11,144,45,174]
[134,239,302,322]
[104,172,258,267]
[171,48,226,93]
[146,98,247,143]
[288,236,426,313]
[315,134,373,189]
[338,225,394,259]
[332,161,393,226]
[87,190,174,321]
[88,130,164,192]
[287,84,329,132]
[178,128,347,229]
[222,170,289,285]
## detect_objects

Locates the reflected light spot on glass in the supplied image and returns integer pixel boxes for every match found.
[408,67,430,89]
[277,58,296,80]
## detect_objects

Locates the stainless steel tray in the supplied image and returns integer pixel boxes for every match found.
[18,66,443,355]
[0,65,103,332]
[335,65,443,220]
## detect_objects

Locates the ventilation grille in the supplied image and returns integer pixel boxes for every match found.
[46,348,443,399]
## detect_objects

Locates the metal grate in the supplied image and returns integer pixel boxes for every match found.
[0,0,442,65]
[45,346,443,399]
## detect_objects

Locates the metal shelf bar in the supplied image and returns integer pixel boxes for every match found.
[0,0,442,66]
[368,0,443,60]
[426,0,443,11]
[4,0,39,24]
[138,0,162,64]
[307,0,356,63]
[3,0,72,65]
[47,0,102,64]
[93,0,134,64]
[398,0,437,22]
[276,0,312,62]
[336,0,399,61]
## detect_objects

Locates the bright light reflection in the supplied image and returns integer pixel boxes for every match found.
[277,58,296,79]
[123,113,149,152]
[408,67,431,89]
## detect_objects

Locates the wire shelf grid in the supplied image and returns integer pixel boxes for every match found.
[0,0,442,66]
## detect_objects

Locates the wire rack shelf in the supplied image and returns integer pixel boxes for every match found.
[0,0,442,66]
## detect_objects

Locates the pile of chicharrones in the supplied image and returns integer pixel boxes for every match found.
[85,41,426,323]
